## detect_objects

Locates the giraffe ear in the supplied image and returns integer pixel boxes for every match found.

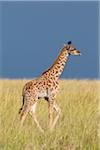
[68,41,72,45]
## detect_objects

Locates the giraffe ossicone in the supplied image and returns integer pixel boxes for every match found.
[67,41,72,45]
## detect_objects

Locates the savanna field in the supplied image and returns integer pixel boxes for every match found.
[0,79,99,150]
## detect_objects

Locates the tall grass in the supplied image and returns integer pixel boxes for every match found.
[0,79,99,150]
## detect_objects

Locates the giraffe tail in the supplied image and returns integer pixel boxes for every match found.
[19,107,23,114]
[19,96,25,114]
[20,104,28,117]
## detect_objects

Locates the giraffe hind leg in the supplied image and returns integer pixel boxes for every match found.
[20,103,30,126]
[29,102,44,133]
[51,102,61,130]
[48,101,54,129]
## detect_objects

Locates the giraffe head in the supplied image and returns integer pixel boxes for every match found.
[64,41,81,56]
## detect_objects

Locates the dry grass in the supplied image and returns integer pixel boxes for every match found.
[0,79,99,150]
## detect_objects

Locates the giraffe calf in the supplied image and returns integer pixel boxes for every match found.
[19,41,81,132]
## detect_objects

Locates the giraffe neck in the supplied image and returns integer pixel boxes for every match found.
[42,48,69,80]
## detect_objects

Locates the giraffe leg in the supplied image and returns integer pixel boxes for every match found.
[51,102,61,130]
[48,101,54,129]
[29,102,44,133]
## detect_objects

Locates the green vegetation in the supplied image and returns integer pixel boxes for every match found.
[0,79,99,150]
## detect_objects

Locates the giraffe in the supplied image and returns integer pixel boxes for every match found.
[19,41,81,132]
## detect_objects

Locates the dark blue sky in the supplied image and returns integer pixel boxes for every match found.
[0,1,99,79]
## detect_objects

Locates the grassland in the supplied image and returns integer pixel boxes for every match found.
[0,79,99,150]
